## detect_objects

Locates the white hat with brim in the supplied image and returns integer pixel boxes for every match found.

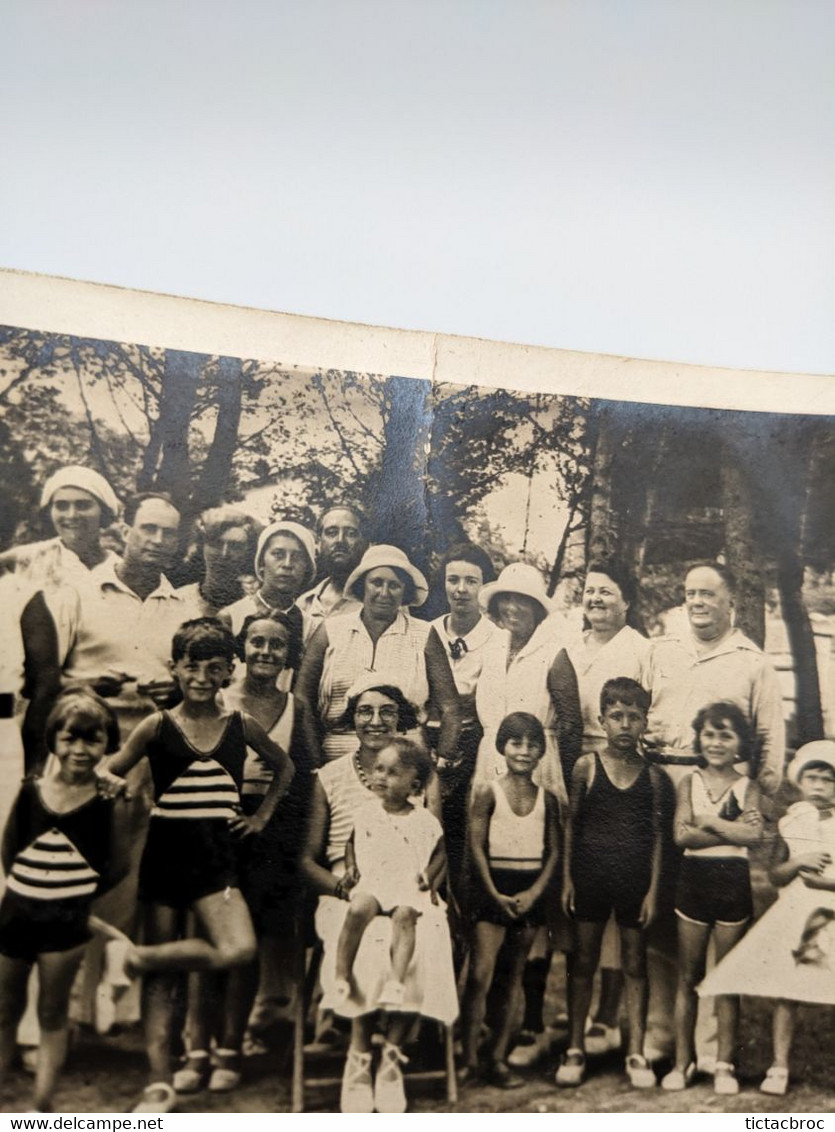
[478,561,556,618]
[344,544,429,608]
[787,740,835,786]
[255,521,317,588]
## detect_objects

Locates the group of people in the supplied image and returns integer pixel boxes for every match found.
[0,464,832,1114]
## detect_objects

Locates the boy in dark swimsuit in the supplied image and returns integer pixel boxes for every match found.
[558,677,663,1090]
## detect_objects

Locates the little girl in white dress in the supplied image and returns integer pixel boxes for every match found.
[698,741,835,1096]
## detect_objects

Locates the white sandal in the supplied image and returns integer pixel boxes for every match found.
[714,1061,740,1096]
[173,1051,210,1094]
[132,1082,177,1113]
[340,1047,373,1114]
[374,1041,408,1113]
[760,1065,789,1096]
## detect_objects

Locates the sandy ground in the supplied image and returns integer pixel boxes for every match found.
[2,992,834,1115]
[3,852,834,1114]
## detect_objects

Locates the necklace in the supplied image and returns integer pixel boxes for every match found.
[353,751,375,791]
[255,590,295,615]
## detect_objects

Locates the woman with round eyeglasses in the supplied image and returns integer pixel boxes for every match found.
[296,545,460,765]
[300,675,455,1114]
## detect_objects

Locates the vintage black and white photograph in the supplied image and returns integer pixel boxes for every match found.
[0,315,832,1115]
[1,0,833,1120]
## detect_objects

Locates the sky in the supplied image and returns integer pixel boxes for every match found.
[1,0,834,375]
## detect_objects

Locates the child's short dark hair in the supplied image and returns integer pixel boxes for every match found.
[171,618,236,664]
[380,736,434,791]
[799,760,835,781]
[692,701,756,765]
[496,711,546,755]
[600,677,651,716]
[46,688,120,754]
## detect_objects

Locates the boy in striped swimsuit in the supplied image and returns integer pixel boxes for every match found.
[96,618,295,1113]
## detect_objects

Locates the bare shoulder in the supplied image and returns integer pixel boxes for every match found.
[470,781,496,811]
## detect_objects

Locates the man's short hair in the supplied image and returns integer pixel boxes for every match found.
[685,560,737,595]
[317,502,368,538]
[124,491,181,528]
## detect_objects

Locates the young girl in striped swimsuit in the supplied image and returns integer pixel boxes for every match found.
[0,690,130,1113]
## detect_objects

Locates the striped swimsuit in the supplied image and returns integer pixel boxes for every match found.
[0,778,113,959]
[138,711,247,908]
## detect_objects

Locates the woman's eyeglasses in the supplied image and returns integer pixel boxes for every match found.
[355,705,399,722]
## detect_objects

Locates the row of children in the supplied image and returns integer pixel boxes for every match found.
[335,676,835,1104]
[1,616,833,1112]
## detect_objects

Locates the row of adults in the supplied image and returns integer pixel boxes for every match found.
[0,464,786,810]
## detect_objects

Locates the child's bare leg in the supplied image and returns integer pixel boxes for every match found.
[492,924,537,1063]
[595,969,624,1028]
[141,903,183,1083]
[619,926,648,1059]
[134,890,256,975]
[335,894,380,985]
[350,1014,375,1053]
[184,971,221,1054]
[0,955,31,1079]
[220,962,259,1051]
[713,921,748,1066]
[33,945,87,1112]
[389,907,419,984]
[567,922,605,1051]
[461,922,506,1068]
[673,918,710,1070]
[772,1000,795,1068]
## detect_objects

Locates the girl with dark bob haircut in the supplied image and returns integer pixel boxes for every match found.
[692,701,758,767]
[338,683,420,733]
[495,710,546,756]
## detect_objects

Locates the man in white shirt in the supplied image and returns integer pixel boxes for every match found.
[61,493,202,740]
[645,561,785,795]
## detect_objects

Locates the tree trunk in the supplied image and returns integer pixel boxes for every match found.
[370,376,433,577]
[720,441,765,648]
[153,350,205,510]
[774,420,824,744]
[778,553,824,744]
[585,404,619,563]
[191,356,243,515]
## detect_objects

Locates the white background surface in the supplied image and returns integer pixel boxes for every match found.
[2,0,834,375]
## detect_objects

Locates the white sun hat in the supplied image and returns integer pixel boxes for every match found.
[343,544,429,607]
[478,561,556,618]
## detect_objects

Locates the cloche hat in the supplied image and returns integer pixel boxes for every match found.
[255,521,317,587]
[40,465,121,521]
[344,544,429,607]
[787,740,835,786]
[478,561,556,618]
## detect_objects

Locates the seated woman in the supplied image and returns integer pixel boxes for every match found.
[300,675,457,1115]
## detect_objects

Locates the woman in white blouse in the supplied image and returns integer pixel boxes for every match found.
[474,561,568,803]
